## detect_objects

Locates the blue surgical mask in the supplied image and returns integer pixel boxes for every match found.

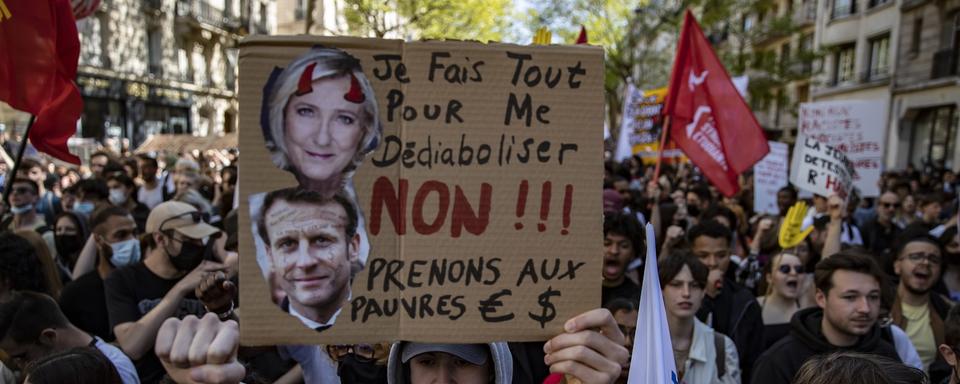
[10,203,34,215]
[109,238,141,267]
[73,201,95,216]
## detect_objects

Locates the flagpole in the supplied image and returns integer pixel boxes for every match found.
[2,115,35,208]
[652,115,672,181]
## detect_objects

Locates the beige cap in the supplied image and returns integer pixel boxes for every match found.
[146,201,219,240]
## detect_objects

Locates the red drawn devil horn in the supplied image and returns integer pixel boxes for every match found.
[295,62,318,96]
[344,72,366,103]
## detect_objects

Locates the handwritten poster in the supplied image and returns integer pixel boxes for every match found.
[799,100,886,197]
[238,36,603,344]
[790,135,857,199]
[754,141,789,215]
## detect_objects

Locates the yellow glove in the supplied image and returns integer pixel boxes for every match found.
[532,27,552,45]
[779,202,814,249]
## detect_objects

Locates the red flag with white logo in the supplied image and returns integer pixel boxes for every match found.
[663,10,768,196]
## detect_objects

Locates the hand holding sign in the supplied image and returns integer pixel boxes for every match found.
[779,202,814,249]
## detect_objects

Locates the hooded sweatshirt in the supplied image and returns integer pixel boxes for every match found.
[751,307,901,383]
[387,342,513,384]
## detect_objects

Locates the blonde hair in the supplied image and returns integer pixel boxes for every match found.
[264,47,382,180]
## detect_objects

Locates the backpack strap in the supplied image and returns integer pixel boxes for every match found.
[714,332,726,378]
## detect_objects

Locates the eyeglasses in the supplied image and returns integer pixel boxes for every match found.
[880,202,901,209]
[903,252,942,264]
[10,187,34,195]
[777,265,805,274]
[326,344,378,362]
[159,211,207,232]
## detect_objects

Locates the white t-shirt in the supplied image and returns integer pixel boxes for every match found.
[137,181,164,210]
[94,336,140,384]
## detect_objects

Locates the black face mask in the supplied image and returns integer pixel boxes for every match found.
[946,252,960,265]
[687,205,701,218]
[55,234,83,259]
[166,238,207,271]
[337,355,388,384]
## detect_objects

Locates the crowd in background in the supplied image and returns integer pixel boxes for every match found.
[2,138,960,383]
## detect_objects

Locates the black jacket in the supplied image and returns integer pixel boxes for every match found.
[696,278,764,384]
[751,307,901,383]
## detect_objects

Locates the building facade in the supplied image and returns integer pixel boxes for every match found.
[887,0,960,169]
[73,0,275,149]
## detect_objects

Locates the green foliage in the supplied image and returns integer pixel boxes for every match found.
[340,0,510,41]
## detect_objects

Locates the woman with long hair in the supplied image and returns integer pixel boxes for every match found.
[757,252,807,350]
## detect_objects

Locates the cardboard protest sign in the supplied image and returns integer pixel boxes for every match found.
[799,100,887,197]
[789,134,857,199]
[238,36,603,345]
[754,141,789,215]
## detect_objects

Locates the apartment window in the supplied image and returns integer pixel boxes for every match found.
[147,27,162,76]
[910,17,922,54]
[832,0,855,18]
[796,84,810,103]
[909,106,957,168]
[743,14,754,32]
[868,0,889,9]
[780,43,791,71]
[833,44,856,85]
[867,34,890,80]
[295,0,306,20]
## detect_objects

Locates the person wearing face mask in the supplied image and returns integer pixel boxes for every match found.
[73,178,110,217]
[106,174,149,232]
[2,178,57,260]
[53,211,90,272]
[104,201,225,383]
[60,206,139,343]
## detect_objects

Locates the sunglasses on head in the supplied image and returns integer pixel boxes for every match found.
[778,265,804,274]
[159,211,208,232]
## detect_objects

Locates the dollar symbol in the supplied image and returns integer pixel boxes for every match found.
[528,286,560,328]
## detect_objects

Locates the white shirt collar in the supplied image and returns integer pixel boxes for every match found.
[287,291,350,330]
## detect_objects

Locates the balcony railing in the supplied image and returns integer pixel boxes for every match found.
[932,49,958,79]
[793,1,816,26]
[176,0,240,30]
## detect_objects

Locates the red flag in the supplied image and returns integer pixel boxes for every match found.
[0,0,83,164]
[575,25,588,44]
[663,10,768,196]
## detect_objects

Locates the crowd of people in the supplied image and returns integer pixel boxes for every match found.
[0,145,632,384]
[601,157,960,383]
[0,134,959,384]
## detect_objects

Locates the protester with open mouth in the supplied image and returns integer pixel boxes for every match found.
[757,252,806,350]
[602,212,644,307]
[752,250,901,383]
[661,251,740,384]
[891,229,954,371]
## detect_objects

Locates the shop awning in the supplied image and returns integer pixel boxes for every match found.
[135,133,238,154]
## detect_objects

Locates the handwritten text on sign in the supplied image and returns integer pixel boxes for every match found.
[238,37,603,344]
[790,135,857,199]
[799,100,886,197]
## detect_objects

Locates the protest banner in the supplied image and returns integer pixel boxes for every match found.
[754,141,789,215]
[238,36,603,345]
[799,100,887,197]
[615,86,683,164]
[789,134,857,199]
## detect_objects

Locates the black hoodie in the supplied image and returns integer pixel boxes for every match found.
[751,307,901,384]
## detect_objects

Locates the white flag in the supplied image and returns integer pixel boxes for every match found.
[628,223,678,384]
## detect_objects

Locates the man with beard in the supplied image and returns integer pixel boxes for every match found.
[60,206,139,342]
[602,212,644,307]
[752,250,901,383]
[688,220,763,383]
[862,191,904,259]
[105,201,224,383]
[891,230,954,370]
